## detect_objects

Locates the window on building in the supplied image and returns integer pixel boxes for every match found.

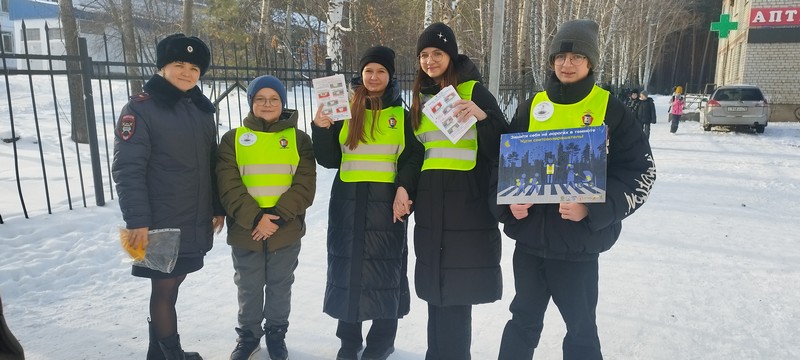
[1,0,9,13]
[24,28,41,41]
[1,32,12,53]
[47,28,62,40]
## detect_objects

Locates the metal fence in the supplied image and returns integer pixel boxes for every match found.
[0,29,536,224]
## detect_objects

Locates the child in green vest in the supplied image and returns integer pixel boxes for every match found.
[216,75,317,360]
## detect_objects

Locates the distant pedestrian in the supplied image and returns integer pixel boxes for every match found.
[625,89,640,113]
[668,94,685,134]
[637,90,656,139]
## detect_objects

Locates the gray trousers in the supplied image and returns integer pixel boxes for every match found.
[232,241,301,337]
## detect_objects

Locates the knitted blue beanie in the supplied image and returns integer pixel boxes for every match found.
[246,75,287,109]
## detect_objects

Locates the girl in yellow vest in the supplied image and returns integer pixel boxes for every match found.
[312,46,424,360]
[216,75,317,360]
[492,19,656,360]
[409,22,508,360]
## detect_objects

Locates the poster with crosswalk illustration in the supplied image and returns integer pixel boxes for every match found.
[497,126,608,205]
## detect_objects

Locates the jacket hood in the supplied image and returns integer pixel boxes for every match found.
[544,71,596,104]
[243,109,299,132]
[420,54,483,95]
[143,74,216,113]
[350,76,403,108]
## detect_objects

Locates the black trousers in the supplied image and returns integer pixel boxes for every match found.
[426,304,472,360]
[498,248,602,360]
[336,319,397,351]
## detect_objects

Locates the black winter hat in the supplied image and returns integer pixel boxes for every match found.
[549,19,600,69]
[416,22,458,60]
[359,46,396,80]
[156,33,211,76]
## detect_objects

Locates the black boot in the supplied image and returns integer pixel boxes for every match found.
[158,333,203,360]
[265,325,288,360]
[147,319,166,360]
[230,327,261,360]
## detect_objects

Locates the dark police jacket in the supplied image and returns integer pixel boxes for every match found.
[112,74,222,258]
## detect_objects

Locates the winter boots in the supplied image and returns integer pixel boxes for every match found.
[147,320,202,360]
[361,345,395,360]
[265,325,289,360]
[158,333,203,360]
[229,327,260,360]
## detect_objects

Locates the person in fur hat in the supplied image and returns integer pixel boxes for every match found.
[112,33,224,360]
[492,19,656,359]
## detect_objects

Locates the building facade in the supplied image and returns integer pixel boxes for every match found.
[715,0,800,122]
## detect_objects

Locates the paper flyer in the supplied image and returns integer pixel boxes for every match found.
[421,85,477,143]
[312,74,351,121]
[497,126,608,205]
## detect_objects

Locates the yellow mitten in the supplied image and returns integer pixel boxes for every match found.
[119,228,147,261]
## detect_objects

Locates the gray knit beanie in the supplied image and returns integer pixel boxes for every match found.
[549,19,600,68]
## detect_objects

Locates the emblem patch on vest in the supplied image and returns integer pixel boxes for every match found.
[388,116,397,129]
[238,132,257,146]
[582,112,594,126]
[116,114,136,141]
[533,101,554,122]
[279,137,288,149]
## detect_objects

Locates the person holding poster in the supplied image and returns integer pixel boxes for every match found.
[409,22,507,359]
[492,19,656,360]
[312,46,423,360]
[216,75,316,360]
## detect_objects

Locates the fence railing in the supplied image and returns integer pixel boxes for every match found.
[0,31,536,224]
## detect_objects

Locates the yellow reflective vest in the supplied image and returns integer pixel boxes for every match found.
[415,80,479,171]
[528,85,609,131]
[339,105,405,183]
[235,126,299,207]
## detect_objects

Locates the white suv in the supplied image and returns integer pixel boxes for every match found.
[702,85,769,133]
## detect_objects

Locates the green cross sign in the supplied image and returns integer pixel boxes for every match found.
[711,14,738,39]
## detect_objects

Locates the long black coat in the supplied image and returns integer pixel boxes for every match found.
[494,72,656,261]
[112,75,222,258]
[413,56,507,306]
[313,79,423,322]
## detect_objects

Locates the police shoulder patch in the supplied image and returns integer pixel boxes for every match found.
[116,114,137,141]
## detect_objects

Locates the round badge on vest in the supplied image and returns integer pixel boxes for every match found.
[238,132,257,146]
[533,101,554,122]
[582,112,594,126]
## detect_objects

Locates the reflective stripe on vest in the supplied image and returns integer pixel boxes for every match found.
[414,80,478,171]
[235,126,299,207]
[528,85,609,131]
[339,106,405,183]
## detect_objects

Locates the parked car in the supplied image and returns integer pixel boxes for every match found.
[702,85,769,133]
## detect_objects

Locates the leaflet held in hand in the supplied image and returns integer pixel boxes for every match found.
[312,74,351,121]
[421,85,477,143]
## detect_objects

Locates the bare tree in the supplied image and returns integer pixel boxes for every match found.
[182,0,193,33]
[58,0,88,143]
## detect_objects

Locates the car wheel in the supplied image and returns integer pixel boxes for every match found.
[755,125,765,134]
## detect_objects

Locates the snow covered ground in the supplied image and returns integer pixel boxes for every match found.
[2,86,800,359]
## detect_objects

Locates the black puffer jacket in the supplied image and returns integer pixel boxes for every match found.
[313,78,423,322]
[413,55,507,306]
[494,72,656,261]
[637,97,657,124]
[112,74,222,257]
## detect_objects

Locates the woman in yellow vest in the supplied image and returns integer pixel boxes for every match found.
[410,22,508,359]
[492,19,656,360]
[312,46,423,360]
[216,75,317,360]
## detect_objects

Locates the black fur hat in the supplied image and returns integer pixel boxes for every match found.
[156,33,211,76]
